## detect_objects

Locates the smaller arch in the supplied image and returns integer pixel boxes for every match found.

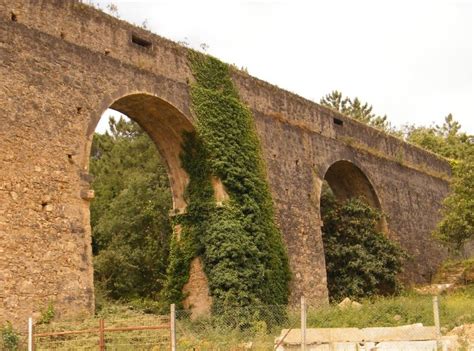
[323,160,381,210]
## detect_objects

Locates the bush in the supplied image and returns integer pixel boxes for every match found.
[38,301,55,325]
[1,322,19,351]
[321,185,407,301]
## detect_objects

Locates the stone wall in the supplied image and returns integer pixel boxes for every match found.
[0,0,452,326]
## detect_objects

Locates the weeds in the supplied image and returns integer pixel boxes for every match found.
[1,322,19,351]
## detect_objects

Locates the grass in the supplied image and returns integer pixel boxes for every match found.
[24,285,474,350]
[307,285,474,331]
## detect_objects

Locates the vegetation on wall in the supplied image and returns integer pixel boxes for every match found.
[164,52,290,316]
[90,118,172,302]
[320,184,407,302]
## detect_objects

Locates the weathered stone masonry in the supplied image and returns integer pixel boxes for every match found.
[1,0,451,326]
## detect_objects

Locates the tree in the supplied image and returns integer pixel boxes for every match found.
[320,90,395,133]
[403,114,472,160]
[403,115,474,252]
[434,152,474,252]
[320,184,406,301]
[90,117,172,300]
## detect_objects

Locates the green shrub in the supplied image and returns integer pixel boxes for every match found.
[38,301,55,325]
[1,322,19,351]
[321,185,407,301]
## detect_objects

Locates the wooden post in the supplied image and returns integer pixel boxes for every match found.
[170,304,176,351]
[28,317,34,351]
[433,296,441,341]
[99,319,105,351]
[301,296,306,351]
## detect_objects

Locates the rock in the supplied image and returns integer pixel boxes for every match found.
[10,191,18,201]
[393,314,402,321]
[338,297,362,309]
[338,297,352,309]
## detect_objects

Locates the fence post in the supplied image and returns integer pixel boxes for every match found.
[170,303,176,351]
[28,317,34,351]
[99,319,105,351]
[433,295,441,342]
[301,296,306,351]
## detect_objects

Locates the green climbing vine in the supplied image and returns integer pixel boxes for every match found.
[163,51,290,316]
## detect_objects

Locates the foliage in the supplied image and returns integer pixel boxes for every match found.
[434,152,474,252]
[403,115,474,252]
[90,117,172,301]
[164,51,290,318]
[1,322,19,351]
[320,185,407,302]
[320,90,396,133]
[403,114,472,161]
[38,301,55,325]
[434,258,474,284]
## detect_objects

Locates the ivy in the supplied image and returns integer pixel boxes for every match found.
[163,52,290,317]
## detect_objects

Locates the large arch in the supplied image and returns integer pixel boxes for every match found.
[320,159,394,300]
[83,92,213,316]
[84,92,196,212]
[76,92,204,315]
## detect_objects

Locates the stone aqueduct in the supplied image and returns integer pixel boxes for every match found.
[1,0,451,325]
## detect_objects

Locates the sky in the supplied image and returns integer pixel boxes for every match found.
[95,0,473,134]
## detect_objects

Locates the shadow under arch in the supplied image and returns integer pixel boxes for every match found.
[84,92,196,211]
[323,159,381,211]
[321,159,388,234]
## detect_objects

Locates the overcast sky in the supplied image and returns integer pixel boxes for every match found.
[95,0,473,134]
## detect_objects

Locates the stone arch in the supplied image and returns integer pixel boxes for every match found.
[320,159,394,301]
[83,91,196,212]
[322,159,381,210]
[79,91,213,315]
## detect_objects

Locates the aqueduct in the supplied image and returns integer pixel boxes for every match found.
[1,0,452,325]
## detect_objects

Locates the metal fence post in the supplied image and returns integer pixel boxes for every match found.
[301,296,306,351]
[99,319,105,351]
[28,317,34,351]
[433,295,441,342]
[170,304,176,351]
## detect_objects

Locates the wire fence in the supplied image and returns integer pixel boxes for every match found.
[173,294,472,350]
[31,314,170,350]
[175,304,300,350]
[5,293,473,350]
